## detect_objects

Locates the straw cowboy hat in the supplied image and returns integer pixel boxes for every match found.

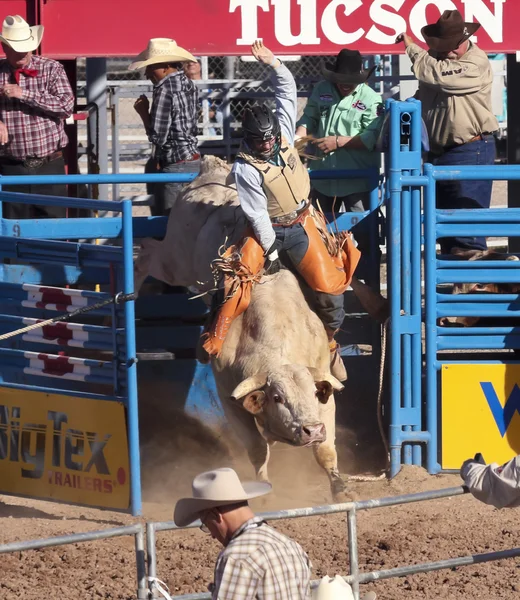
[321,49,376,85]
[173,468,272,527]
[128,38,196,71]
[421,10,480,53]
[312,575,377,600]
[0,15,43,53]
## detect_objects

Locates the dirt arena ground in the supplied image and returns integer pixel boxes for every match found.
[1,438,519,600]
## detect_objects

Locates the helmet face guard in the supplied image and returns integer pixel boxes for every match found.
[242,105,281,160]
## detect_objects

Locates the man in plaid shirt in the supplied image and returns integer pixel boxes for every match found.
[0,15,74,219]
[130,38,200,216]
[174,468,312,599]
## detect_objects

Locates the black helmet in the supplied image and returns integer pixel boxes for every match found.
[242,104,281,160]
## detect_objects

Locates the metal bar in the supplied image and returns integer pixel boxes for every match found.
[86,57,109,200]
[433,166,520,180]
[438,336,520,350]
[407,97,424,469]
[347,508,360,600]
[436,208,520,223]
[437,292,520,302]
[112,87,121,201]
[437,224,520,237]
[437,259,520,268]
[401,165,412,466]
[436,270,520,284]
[135,526,148,600]
[388,100,403,477]
[356,546,520,584]
[0,167,373,189]
[0,191,124,212]
[423,164,440,474]
[122,199,142,516]
[147,523,159,599]
[0,524,142,553]
[151,488,467,534]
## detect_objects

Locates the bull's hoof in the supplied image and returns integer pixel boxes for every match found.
[331,478,358,502]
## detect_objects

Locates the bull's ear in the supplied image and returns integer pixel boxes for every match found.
[315,381,333,404]
[230,372,268,401]
[307,368,344,392]
[242,391,266,414]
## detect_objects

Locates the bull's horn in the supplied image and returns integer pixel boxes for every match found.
[307,368,344,391]
[231,372,269,401]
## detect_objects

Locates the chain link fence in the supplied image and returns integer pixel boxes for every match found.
[74,55,402,201]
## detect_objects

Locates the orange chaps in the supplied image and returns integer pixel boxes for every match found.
[202,235,264,356]
[202,211,361,357]
[297,212,360,295]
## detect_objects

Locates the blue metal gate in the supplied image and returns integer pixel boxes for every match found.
[0,189,142,514]
[387,98,520,476]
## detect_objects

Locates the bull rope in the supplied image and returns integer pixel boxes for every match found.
[0,292,136,342]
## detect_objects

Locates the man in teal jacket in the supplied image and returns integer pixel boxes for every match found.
[296,49,383,254]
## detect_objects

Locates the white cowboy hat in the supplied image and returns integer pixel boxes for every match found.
[173,468,272,527]
[0,15,43,52]
[128,38,196,71]
[312,576,377,600]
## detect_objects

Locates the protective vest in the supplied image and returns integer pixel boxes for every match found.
[236,138,311,218]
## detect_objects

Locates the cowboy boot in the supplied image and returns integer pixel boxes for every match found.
[325,327,347,382]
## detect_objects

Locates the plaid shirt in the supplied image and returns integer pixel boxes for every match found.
[212,518,311,599]
[0,56,74,160]
[149,71,199,165]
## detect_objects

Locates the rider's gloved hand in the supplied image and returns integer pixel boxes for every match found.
[264,243,281,275]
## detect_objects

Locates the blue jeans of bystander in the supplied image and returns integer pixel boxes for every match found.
[429,135,496,254]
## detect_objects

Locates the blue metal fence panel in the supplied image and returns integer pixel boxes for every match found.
[387,98,520,477]
[0,193,142,515]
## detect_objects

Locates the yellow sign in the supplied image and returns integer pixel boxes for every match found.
[0,387,130,510]
[442,364,520,469]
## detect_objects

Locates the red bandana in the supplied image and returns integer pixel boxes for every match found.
[13,68,38,84]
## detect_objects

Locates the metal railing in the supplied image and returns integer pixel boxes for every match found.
[0,523,148,599]
[2,486,520,599]
[145,486,520,600]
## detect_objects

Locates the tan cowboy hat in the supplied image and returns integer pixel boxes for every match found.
[0,15,43,52]
[128,38,196,71]
[312,576,376,600]
[421,10,480,53]
[173,468,272,527]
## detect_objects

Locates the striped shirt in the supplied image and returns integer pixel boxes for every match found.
[212,517,311,599]
[0,55,74,160]
[148,70,199,165]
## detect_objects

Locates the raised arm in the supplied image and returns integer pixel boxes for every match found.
[250,39,297,144]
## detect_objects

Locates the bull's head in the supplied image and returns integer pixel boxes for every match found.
[230,364,343,447]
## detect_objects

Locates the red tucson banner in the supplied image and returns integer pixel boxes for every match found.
[34,0,517,58]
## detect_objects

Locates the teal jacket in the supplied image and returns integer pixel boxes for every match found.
[297,81,383,197]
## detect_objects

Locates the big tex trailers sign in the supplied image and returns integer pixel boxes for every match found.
[38,0,515,57]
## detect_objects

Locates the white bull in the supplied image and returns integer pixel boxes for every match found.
[135,156,350,498]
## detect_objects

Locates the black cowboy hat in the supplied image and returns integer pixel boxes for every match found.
[421,10,480,53]
[321,49,376,85]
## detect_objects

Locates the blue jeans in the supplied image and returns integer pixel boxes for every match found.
[429,135,496,254]
[273,223,345,331]
[153,158,201,217]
